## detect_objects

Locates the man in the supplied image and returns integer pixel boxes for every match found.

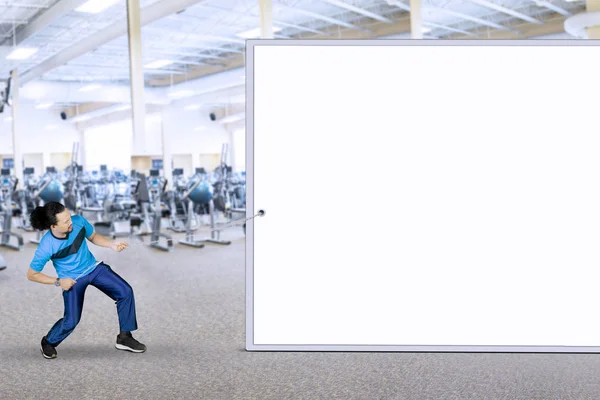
[27,201,146,359]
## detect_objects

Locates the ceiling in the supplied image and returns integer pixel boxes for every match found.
[0,0,587,122]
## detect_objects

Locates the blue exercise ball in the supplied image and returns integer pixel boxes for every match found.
[187,178,213,205]
[39,179,64,203]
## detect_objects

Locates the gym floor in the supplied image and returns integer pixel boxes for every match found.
[2,221,600,399]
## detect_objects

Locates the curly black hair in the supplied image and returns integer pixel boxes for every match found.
[29,202,65,231]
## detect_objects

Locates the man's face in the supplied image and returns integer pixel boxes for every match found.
[52,210,73,234]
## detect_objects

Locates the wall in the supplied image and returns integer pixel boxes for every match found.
[0,103,80,173]
[161,105,231,158]
[84,119,133,172]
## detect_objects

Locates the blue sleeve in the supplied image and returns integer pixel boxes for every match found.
[30,241,51,272]
[79,215,95,238]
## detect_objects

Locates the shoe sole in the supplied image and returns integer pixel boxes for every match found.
[40,345,56,359]
[115,343,146,353]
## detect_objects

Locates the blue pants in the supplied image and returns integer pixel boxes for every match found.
[46,262,138,346]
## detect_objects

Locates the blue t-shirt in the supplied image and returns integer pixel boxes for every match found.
[30,215,100,279]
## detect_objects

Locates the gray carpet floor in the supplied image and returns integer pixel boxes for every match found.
[2,221,600,399]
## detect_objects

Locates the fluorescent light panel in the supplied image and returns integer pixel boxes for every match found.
[144,59,174,69]
[6,47,38,60]
[35,103,54,109]
[237,27,282,39]
[76,0,121,14]
[79,84,102,92]
[168,90,195,99]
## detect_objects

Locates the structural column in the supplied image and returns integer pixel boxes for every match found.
[259,0,273,38]
[78,129,86,170]
[588,0,600,38]
[126,0,147,176]
[10,69,23,189]
[160,112,172,187]
[42,152,51,172]
[410,0,423,39]
[192,152,201,173]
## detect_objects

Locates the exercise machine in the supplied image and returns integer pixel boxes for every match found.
[134,171,173,252]
[179,168,230,247]
[0,168,24,252]
[14,167,37,231]
[30,167,64,244]
[166,168,198,233]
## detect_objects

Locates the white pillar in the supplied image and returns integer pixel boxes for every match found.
[10,69,23,188]
[192,152,201,173]
[78,129,86,169]
[588,0,600,38]
[160,111,172,188]
[228,129,237,172]
[410,0,423,39]
[42,152,51,173]
[259,0,273,38]
[127,0,146,161]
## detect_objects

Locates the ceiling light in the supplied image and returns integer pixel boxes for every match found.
[194,127,207,131]
[147,114,162,123]
[144,59,174,69]
[218,112,245,125]
[76,0,121,14]
[6,47,38,60]
[45,124,58,130]
[168,90,195,99]
[236,27,282,39]
[71,115,92,123]
[4,117,13,122]
[79,84,102,92]
[35,103,54,109]
[185,104,203,111]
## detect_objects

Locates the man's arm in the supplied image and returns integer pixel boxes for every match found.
[88,232,112,248]
[27,268,58,285]
[88,232,128,252]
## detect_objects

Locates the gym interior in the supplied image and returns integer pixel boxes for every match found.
[1,0,600,399]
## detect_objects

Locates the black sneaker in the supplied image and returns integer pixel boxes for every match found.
[40,336,57,359]
[115,332,146,353]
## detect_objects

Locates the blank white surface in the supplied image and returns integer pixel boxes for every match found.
[251,44,600,347]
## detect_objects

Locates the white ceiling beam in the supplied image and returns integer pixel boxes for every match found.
[0,18,29,25]
[466,0,543,24]
[318,0,394,23]
[425,7,514,31]
[386,0,411,13]
[66,63,187,74]
[0,2,49,8]
[387,2,478,36]
[272,21,330,35]
[276,4,371,32]
[147,49,226,59]
[532,1,572,17]
[0,0,87,47]
[423,22,478,36]
[19,0,211,85]
[193,4,330,35]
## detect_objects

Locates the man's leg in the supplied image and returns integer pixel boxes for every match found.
[43,279,88,356]
[90,263,146,352]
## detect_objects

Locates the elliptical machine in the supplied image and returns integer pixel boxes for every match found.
[30,166,65,244]
[0,168,24,253]
[133,170,173,252]
[179,168,231,248]
[14,167,38,231]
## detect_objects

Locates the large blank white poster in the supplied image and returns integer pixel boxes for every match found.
[248,42,600,351]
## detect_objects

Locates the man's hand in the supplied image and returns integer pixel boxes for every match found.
[110,240,129,253]
[59,278,77,291]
